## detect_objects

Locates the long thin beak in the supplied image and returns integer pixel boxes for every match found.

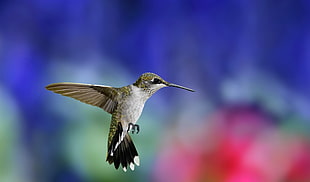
[167,83,195,92]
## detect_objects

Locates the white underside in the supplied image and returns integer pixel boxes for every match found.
[111,84,164,171]
[112,85,149,155]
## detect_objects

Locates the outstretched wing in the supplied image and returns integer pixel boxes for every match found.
[46,82,119,114]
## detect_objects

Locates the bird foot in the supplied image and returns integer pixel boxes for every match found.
[127,123,140,134]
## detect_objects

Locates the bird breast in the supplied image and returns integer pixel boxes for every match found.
[119,85,149,125]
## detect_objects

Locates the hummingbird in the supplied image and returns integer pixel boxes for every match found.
[45,72,195,172]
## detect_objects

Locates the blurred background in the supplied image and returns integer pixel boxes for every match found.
[0,0,310,182]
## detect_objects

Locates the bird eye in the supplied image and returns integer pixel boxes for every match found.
[152,78,162,84]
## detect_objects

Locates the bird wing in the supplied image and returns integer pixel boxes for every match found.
[46,82,119,114]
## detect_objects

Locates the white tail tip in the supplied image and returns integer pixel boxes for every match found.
[134,156,140,166]
[130,162,135,171]
[123,167,127,172]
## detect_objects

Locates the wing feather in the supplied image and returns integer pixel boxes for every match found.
[46,82,119,114]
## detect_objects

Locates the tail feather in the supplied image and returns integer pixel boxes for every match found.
[107,122,139,171]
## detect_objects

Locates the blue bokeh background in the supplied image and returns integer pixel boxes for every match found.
[0,1,310,182]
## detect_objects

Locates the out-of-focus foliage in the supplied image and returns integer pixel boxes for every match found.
[0,0,309,182]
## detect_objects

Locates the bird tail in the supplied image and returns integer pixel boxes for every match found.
[106,122,140,172]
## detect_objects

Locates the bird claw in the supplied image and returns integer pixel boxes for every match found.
[127,123,140,134]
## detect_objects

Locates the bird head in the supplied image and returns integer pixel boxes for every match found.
[133,73,195,96]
